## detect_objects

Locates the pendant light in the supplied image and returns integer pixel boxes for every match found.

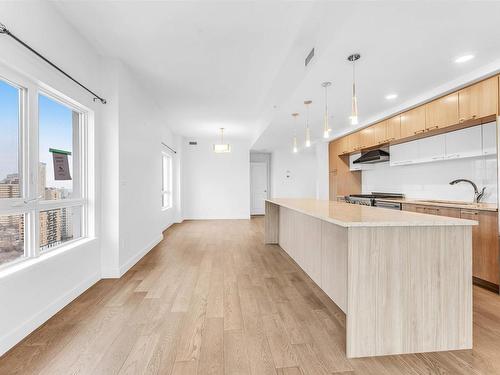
[304,100,312,147]
[321,82,332,138]
[213,128,231,153]
[348,53,360,125]
[292,112,299,153]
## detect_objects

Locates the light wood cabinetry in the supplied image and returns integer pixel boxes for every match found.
[338,136,350,155]
[460,209,499,285]
[329,140,339,172]
[359,126,375,149]
[348,131,361,153]
[459,76,498,123]
[404,203,461,218]
[371,120,387,145]
[425,92,459,131]
[386,115,401,142]
[402,203,499,286]
[400,106,426,138]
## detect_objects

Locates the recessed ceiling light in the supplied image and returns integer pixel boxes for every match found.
[455,54,474,63]
[385,93,398,100]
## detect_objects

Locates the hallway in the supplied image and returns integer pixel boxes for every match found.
[1,218,500,374]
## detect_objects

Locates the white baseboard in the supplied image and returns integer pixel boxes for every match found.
[0,272,100,357]
[118,234,163,276]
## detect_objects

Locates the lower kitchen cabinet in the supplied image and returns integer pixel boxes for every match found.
[403,203,499,286]
[460,209,499,286]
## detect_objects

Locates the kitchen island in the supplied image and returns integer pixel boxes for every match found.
[265,198,477,358]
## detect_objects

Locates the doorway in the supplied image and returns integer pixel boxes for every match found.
[250,161,269,215]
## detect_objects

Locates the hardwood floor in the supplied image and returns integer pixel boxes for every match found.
[2,217,500,374]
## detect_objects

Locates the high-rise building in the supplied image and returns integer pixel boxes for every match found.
[38,162,46,197]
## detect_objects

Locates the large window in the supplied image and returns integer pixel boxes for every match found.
[162,152,173,209]
[0,67,88,268]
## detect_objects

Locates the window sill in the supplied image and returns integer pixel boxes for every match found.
[0,237,97,279]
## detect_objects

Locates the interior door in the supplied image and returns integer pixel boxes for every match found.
[250,162,268,215]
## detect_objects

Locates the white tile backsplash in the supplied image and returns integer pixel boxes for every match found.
[362,155,498,203]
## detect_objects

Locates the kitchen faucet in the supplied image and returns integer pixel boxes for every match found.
[449,179,486,203]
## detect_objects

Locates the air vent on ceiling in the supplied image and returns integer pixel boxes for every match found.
[305,48,315,67]
[189,141,197,145]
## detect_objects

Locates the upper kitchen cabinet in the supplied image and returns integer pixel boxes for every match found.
[348,131,362,153]
[386,115,401,142]
[445,126,482,159]
[425,92,459,131]
[371,120,388,145]
[329,140,339,172]
[482,121,497,156]
[459,76,498,122]
[359,126,375,149]
[338,136,350,155]
[400,106,426,138]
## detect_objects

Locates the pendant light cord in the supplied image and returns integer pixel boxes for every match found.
[0,22,107,104]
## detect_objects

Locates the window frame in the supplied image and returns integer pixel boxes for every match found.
[0,63,90,270]
[161,151,173,210]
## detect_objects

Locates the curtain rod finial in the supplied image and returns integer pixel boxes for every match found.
[93,97,107,104]
[0,23,8,34]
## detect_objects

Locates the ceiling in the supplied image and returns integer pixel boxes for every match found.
[53,1,500,150]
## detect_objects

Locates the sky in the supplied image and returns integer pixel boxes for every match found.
[0,79,73,192]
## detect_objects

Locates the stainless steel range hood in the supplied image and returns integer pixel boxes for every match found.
[352,149,390,164]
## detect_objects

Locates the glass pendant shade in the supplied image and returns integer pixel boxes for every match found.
[213,128,231,153]
[350,92,359,125]
[291,112,299,153]
[348,54,360,126]
[304,100,312,147]
[321,82,331,138]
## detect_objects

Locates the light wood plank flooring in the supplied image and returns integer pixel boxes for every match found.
[2,218,500,374]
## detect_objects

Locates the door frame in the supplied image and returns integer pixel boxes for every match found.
[250,160,270,215]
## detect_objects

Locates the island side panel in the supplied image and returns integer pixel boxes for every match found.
[265,201,279,244]
[346,225,472,358]
[321,221,348,313]
[278,207,322,286]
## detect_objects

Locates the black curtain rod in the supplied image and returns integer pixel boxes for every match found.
[0,22,107,104]
[161,142,177,154]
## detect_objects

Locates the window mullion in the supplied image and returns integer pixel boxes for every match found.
[26,85,39,258]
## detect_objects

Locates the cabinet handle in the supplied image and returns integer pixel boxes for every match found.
[414,129,425,134]
[459,118,465,123]
[462,210,478,215]
[446,153,460,159]
[472,115,477,119]
[426,125,439,131]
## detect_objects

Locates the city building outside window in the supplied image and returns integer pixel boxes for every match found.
[162,152,173,209]
[0,66,89,268]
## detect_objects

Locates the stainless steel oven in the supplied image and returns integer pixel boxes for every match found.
[373,200,402,210]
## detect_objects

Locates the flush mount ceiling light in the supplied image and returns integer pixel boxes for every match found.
[385,93,398,100]
[455,54,475,63]
[304,100,312,147]
[322,81,332,138]
[292,112,299,153]
[213,128,231,153]
[348,53,360,125]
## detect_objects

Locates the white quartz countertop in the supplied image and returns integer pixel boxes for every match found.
[266,198,478,228]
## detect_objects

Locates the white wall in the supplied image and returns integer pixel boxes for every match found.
[182,138,250,219]
[117,62,180,274]
[362,155,498,203]
[0,2,181,355]
[315,142,329,200]
[271,147,317,198]
[0,1,103,355]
